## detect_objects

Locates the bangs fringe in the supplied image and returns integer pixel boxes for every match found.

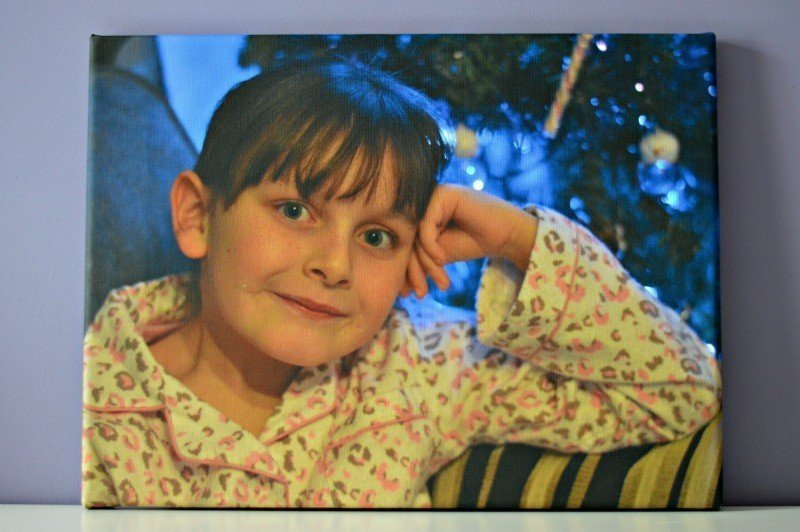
[202,59,451,221]
[238,112,442,221]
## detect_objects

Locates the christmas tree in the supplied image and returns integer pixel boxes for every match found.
[240,34,720,351]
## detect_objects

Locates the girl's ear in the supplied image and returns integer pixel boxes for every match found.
[170,170,212,260]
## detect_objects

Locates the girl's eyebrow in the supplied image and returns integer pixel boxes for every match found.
[270,180,298,192]
[344,203,417,229]
[382,211,416,226]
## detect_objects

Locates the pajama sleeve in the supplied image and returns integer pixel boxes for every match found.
[420,204,722,458]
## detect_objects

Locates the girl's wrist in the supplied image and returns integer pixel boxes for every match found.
[500,209,538,272]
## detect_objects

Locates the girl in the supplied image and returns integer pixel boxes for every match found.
[82,58,721,508]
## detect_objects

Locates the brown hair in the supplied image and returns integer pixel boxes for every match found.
[194,57,451,221]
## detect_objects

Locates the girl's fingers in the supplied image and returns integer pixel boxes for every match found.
[406,248,428,299]
[416,243,450,292]
[418,192,450,265]
[419,219,447,265]
[401,252,415,298]
[400,279,412,298]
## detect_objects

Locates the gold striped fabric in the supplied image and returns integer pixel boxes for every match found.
[519,454,571,508]
[430,449,473,508]
[476,447,506,508]
[429,413,721,509]
[618,432,695,508]
[678,415,722,508]
[565,454,601,508]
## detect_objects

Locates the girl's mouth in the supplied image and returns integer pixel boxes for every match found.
[272,292,348,320]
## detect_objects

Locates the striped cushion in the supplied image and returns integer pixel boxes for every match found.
[429,413,721,509]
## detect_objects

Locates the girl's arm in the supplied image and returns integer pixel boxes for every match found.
[409,185,721,456]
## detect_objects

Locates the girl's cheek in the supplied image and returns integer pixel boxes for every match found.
[372,260,408,299]
[232,225,279,262]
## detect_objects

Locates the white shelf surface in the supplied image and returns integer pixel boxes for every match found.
[1,505,799,532]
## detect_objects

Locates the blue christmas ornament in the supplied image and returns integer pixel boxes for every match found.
[637,161,680,195]
[661,167,699,212]
[483,129,515,178]
[517,133,548,171]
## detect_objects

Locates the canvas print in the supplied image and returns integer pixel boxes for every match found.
[83,34,722,509]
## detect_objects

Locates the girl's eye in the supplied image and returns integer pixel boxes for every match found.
[279,201,310,222]
[362,229,396,250]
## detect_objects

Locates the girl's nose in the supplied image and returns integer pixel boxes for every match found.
[304,229,352,288]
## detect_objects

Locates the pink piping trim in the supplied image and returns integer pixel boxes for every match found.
[84,403,162,414]
[323,413,427,453]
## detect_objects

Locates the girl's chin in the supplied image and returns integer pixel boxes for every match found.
[261,342,351,368]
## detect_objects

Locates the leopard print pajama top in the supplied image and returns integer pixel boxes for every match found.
[82,205,721,508]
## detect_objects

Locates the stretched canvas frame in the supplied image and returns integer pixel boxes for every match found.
[83,34,722,509]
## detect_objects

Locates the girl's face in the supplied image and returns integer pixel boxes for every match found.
[199,150,418,368]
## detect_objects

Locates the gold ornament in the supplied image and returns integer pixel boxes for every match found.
[454,123,479,159]
[639,128,680,165]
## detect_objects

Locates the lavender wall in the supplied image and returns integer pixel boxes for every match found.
[1,0,798,505]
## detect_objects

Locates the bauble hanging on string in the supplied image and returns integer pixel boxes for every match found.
[639,127,680,165]
[637,128,681,196]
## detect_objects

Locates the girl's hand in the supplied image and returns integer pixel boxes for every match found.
[401,184,538,299]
